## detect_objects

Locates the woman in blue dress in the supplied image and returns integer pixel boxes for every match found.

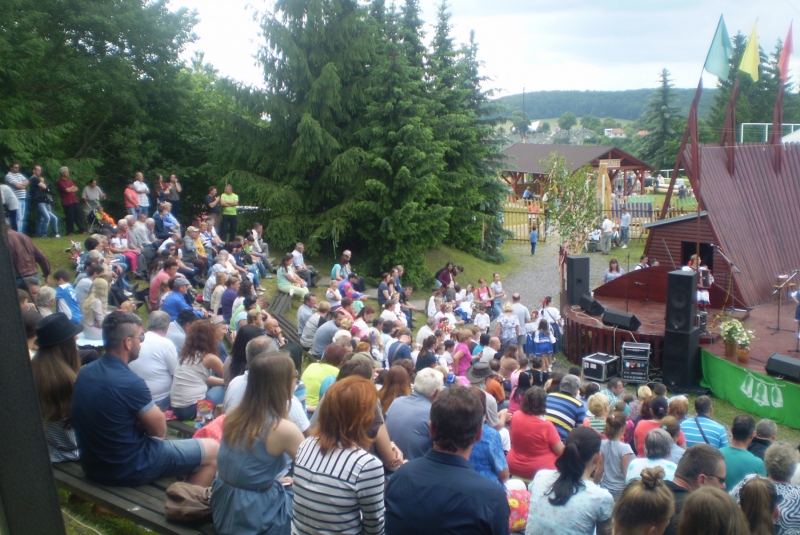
[211,352,305,535]
[533,319,556,372]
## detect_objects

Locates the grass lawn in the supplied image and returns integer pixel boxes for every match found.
[425,243,523,290]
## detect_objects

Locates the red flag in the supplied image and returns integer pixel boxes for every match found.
[779,23,793,83]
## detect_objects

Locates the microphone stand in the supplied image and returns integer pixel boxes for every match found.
[625,251,631,313]
[663,239,676,269]
[769,270,799,335]
[713,244,747,314]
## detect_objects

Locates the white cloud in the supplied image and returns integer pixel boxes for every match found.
[174,0,800,92]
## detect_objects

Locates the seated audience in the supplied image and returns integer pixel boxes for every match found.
[627,428,678,484]
[545,373,586,441]
[31,314,83,462]
[729,442,800,535]
[662,443,726,535]
[128,311,178,411]
[292,376,385,534]
[79,278,109,340]
[71,312,218,486]
[680,395,728,449]
[738,477,779,535]
[634,396,685,456]
[385,387,510,534]
[301,344,346,412]
[467,387,511,487]
[598,412,634,500]
[211,352,304,535]
[169,321,225,420]
[612,467,674,535]
[377,365,411,417]
[525,426,614,535]
[721,414,766,489]
[507,386,564,480]
[748,419,777,460]
[384,368,443,462]
[676,486,750,535]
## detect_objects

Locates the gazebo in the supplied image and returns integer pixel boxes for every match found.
[500,143,655,198]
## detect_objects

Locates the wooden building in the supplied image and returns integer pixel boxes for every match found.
[500,143,654,198]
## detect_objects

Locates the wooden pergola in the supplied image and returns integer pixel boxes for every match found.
[500,143,655,198]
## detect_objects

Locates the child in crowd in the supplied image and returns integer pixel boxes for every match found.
[54,269,82,324]
[473,303,490,333]
[326,280,342,310]
[486,359,506,404]
[615,401,636,444]
[456,283,475,321]
[427,287,441,318]
[471,332,488,363]
[442,339,455,369]
[598,412,634,501]
[530,356,550,387]
[510,356,529,391]
[533,318,556,372]
[434,343,449,370]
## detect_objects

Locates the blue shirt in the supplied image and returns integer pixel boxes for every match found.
[530,230,538,243]
[469,424,508,485]
[545,392,587,441]
[385,449,510,535]
[681,415,729,448]
[160,291,202,321]
[56,284,82,324]
[387,340,412,366]
[72,354,164,485]
[620,212,631,228]
[385,392,433,462]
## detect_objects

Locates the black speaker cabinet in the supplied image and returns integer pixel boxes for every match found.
[666,270,697,333]
[766,353,800,381]
[602,309,641,331]
[566,256,590,306]
[662,328,701,388]
[580,294,605,316]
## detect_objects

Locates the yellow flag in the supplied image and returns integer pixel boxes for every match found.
[739,24,760,81]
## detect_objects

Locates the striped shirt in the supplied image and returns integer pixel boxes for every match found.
[545,392,587,441]
[681,415,729,448]
[292,437,385,535]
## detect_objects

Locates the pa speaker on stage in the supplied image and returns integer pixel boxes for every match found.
[662,328,701,388]
[602,309,641,331]
[566,256,590,306]
[666,270,697,333]
[580,294,605,316]
[766,353,800,382]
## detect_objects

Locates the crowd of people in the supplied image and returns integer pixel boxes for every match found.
[9,163,799,535]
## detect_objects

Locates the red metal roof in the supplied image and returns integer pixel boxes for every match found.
[683,142,800,307]
[501,143,655,175]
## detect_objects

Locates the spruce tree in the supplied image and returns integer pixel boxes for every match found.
[636,69,683,170]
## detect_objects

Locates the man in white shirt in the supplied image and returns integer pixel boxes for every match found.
[416,317,436,346]
[5,162,28,233]
[510,293,531,349]
[128,311,178,411]
[480,337,501,363]
[600,215,614,255]
[291,242,318,287]
[132,172,150,216]
[619,207,631,249]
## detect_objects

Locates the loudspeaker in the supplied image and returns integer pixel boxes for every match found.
[666,270,697,333]
[602,309,641,331]
[566,256,590,305]
[766,353,800,381]
[662,328,702,388]
[580,294,605,316]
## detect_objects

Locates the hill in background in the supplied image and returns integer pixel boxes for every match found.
[495,88,717,121]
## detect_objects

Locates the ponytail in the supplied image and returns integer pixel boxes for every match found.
[548,427,601,506]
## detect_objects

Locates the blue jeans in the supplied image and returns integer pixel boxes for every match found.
[36,203,59,237]
[171,386,225,420]
[492,302,502,320]
[16,198,27,234]
[137,205,149,217]
[126,206,138,217]
[620,226,629,246]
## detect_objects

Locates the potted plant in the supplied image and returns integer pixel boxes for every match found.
[734,325,756,363]
[719,318,754,360]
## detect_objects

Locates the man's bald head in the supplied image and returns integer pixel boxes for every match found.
[265,318,280,335]
[489,337,501,350]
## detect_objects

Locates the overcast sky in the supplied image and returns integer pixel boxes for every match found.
[176,0,800,95]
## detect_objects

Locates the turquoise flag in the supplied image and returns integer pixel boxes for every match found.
[704,15,734,79]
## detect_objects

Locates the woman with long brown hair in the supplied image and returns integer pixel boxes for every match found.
[377,365,411,416]
[169,321,225,420]
[31,314,83,462]
[293,376,386,534]
[211,352,303,535]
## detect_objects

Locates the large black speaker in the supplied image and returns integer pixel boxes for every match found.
[666,270,697,333]
[602,309,641,331]
[567,256,590,305]
[766,353,800,381]
[662,328,701,388]
[580,294,605,316]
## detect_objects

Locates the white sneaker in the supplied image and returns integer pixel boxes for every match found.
[621,245,627,249]
[55,234,61,238]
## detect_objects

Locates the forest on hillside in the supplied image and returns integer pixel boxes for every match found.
[495,88,718,121]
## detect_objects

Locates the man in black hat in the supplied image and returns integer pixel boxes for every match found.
[71,311,219,487]
[466,362,509,431]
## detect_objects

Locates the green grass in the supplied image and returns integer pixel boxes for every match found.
[424,242,523,290]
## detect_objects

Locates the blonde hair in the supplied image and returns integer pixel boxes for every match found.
[80,278,109,320]
[637,385,652,402]
[588,393,610,417]
[317,301,331,314]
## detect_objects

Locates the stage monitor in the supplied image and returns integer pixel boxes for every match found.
[766,353,800,382]
[579,294,605,316]
[602,309,641,331]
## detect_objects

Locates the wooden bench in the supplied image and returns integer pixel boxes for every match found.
[267,290,292,316]
[53,462,216,535]
[275,312,301,346]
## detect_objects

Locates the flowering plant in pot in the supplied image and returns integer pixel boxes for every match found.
[719,318,754,359]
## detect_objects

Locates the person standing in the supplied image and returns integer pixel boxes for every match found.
[6,226,51,287]
[600,215,613,255]
[132,172,150,217]
[490,272,505,320]
[5,162,29,234]
[1,182,20,230]
[30,165,59,238]
[123,180,139,217]
[165,173,182,217]
[220,184,238,243]
[511,293,531,350]
[530,226,538,255]
[619,207,631,249]
[56,167,85,235]
[81,178,106,227]
[203,186,222,234]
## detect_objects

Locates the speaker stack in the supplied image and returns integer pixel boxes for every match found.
[662,270,701,388]
[566,256,590,306]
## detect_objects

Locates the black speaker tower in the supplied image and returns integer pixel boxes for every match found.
[662,270,701,388]
[566,256,590,305]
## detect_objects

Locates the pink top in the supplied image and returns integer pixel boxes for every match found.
[455,342,472,376]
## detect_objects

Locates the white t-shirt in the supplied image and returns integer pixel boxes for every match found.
[601,218,614,233]
[416,325,435,347]
[427,296,438,317]
[225,371,310,433]
[474,313,491,331]
[381,309,399,324]
[291,250,304,269]
[128,332,179,403]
